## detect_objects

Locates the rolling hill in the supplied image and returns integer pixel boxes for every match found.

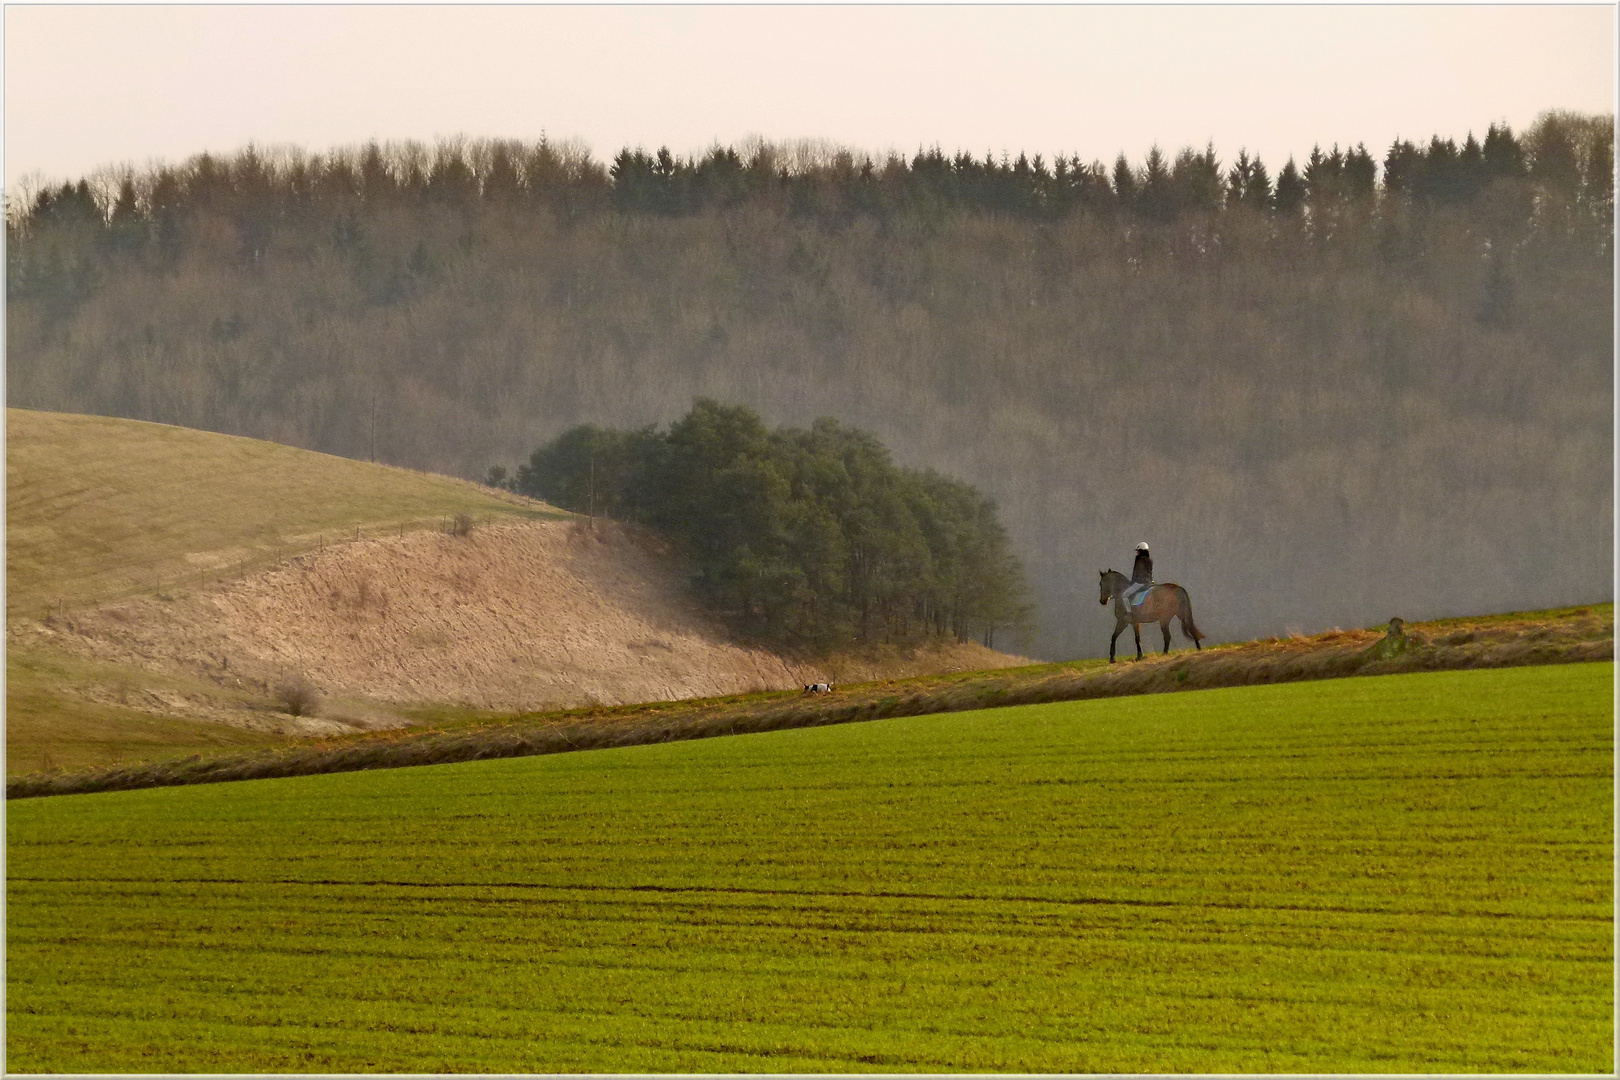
[6,409,1022,774]
[6,407,557,620]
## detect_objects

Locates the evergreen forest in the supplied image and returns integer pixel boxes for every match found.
[7,112,1612,655]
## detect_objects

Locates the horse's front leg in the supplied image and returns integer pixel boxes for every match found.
[1110,620,1124,664]
[1132,622,1143,660]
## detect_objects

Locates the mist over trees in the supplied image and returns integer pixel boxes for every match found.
[7,113,1613,657]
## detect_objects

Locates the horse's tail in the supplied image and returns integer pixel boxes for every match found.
[1177,586,1204,642]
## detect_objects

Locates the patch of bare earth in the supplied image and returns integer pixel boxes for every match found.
[13,520,834,729]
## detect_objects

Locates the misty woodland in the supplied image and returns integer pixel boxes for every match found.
[7,114,1612,655]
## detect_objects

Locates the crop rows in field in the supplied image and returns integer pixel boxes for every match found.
[7,664,1613,1072]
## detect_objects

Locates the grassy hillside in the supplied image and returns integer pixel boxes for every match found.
[6,407,566,771]
[8,663,1611,1072]
[6,648,292,774]
[6,407,560,620]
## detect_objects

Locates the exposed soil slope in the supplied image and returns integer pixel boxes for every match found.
[27,519,830,717]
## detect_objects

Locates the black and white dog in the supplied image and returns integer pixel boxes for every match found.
[803,682,835,695]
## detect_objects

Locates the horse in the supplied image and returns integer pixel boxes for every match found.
[1098,569,1203,663]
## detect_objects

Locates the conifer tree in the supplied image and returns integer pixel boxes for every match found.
[1344,144,1377,201]
[1110,153,1137,209]
[1171,143,1222,213]
[1274,157,1306,213]
[1224,149,1255,209]
[1382,139,1420,196]
[1481,123,1526,180]
[1138,146,1174,222]
[107,178,138,231]
[483,141,522,202]
[1244,155,1273,211]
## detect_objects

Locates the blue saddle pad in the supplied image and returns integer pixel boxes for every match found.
[1122,582,1152,608]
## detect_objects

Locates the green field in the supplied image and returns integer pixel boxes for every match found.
[8,664,1613,1072]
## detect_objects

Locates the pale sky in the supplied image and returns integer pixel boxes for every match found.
[4,4,1616,191]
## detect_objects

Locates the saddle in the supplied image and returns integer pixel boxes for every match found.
[1121,581,1154,608]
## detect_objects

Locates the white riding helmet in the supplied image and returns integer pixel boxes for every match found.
[1136,542,1150,552]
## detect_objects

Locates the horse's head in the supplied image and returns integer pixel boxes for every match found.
[1098,569,1112,605]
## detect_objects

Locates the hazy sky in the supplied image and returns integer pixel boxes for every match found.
[5,4,1615,190]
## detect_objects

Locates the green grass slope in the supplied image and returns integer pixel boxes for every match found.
[6,407,560,619]
[8,663,1612,1073]
[5,648,290,775]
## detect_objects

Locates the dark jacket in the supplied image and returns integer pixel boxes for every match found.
[1131,550,1154,586]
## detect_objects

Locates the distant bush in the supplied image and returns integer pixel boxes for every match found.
[274,674,321,717]
[516,401,1032,651]
[450,513,474,537]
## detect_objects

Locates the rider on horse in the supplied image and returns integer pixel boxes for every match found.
[1123,542,1155,607]
[1099,542,1202,662]
[1131,542,1153,587]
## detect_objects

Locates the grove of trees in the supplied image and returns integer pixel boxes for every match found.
[7,112,1612,656]
[514,400,1032,651]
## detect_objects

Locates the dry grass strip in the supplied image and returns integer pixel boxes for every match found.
[11,607,1610,800]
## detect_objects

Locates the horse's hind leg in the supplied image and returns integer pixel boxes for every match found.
[1161,620,1172,654]
[1132,623,1143,660]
